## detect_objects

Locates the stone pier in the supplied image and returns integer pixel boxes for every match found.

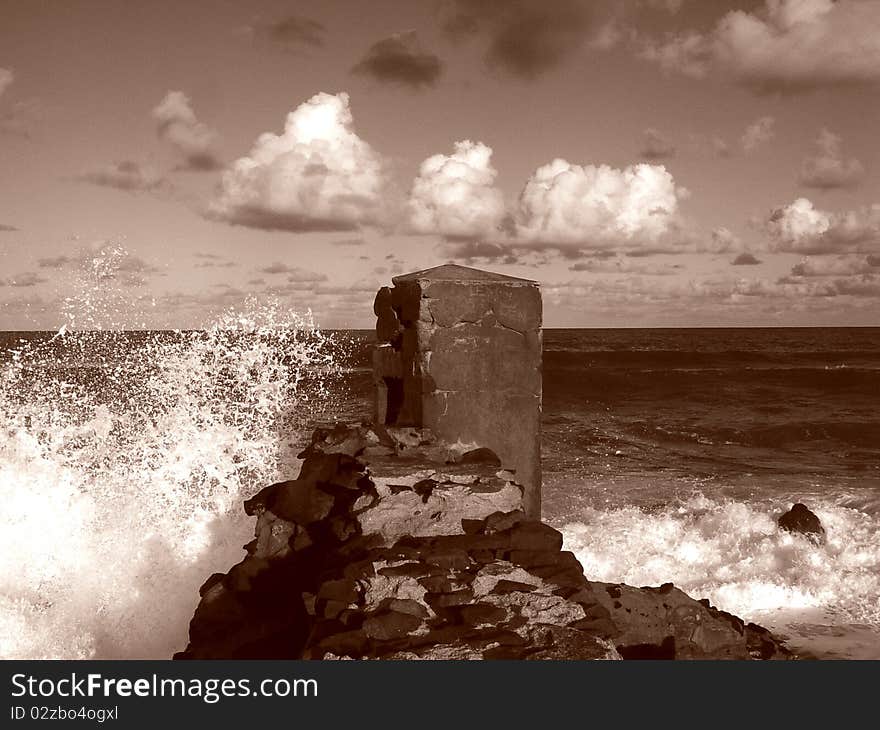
[372,264,543,518]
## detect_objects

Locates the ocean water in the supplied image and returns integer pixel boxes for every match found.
[2,321,879,659]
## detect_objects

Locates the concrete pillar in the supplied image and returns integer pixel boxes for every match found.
[372,264,543,518]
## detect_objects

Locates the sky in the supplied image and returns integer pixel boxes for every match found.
[1,0,879,330]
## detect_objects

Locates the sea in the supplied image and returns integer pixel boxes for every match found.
[1,316,879,659]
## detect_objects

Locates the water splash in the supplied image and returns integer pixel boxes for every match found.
[561,494,880,637]
[0,248,344,658]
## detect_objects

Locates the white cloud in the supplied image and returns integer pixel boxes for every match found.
[514,159,682,251]
[741,116,774,152]
[152,91,221,171]
[798,128,864,190]
[208,92,385,233]
[407,140,505,239]
[766,198,880,254]
[640,0,880,93]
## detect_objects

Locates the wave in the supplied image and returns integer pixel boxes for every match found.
[560,494,880,628]
[0,300,342,659]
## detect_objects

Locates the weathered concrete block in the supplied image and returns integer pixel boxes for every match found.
[372,264,542,518]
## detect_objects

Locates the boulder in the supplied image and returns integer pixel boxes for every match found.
[778,503,825,543]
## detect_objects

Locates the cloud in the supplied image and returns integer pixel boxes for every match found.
[732,252,761,266]
[407,140,505,240]
[639,0,880,93]
[704,226,742,253]
[152,91,222,171]
[639,127,676,160]
[789,255,876,277]
[36,241,161,282]
[513,159,682,252]
[256,262,328,283]
[798,128,864,190]
[2,272,47,287]
[254,15,326,50]
[0,68,12,98]
[194,258,236,269]
[207,92,386,233]
[713,0,880,93]
[37,255,70,268]
[741,116,774,152]
[442,0,597,79]
[766,198,880,254]
[77,160,167,192]
[440,240,521,265]
[352,31,442,89]
[568,256,682,275]
[639,30,712,78]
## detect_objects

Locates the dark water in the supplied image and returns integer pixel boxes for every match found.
[2,326,880,658]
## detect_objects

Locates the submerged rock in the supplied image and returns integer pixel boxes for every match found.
[175,423,793,661]
[778,503,825,544]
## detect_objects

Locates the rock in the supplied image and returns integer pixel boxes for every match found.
[778,503,825,543]
[176,422,793,662]
[363,610,424,641]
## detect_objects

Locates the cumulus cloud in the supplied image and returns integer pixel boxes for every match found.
[639,127,676,160]
[766,198,880,254]
[77,161,167,192]
[732,252,761,266]
[714,0,880,93]
[208,92,385,233]
[407,140,505,240]
[639,0,880,93]
[798,128,864,190]
[442,0,597,79]
[0,68,12,98]
[152,91,222,171]
[741,116,774,152]
[513,159,682,252]
[352,31,442,89]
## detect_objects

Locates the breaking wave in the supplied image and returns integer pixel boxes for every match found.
[560,494,880,642]
[0,251,343,658]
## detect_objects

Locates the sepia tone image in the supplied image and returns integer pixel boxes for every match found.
[1,0,879,661]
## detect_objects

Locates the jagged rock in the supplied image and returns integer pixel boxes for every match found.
[778,503,825,543]
[176,423,793,662]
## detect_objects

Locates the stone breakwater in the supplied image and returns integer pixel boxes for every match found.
[175,423,791,660]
